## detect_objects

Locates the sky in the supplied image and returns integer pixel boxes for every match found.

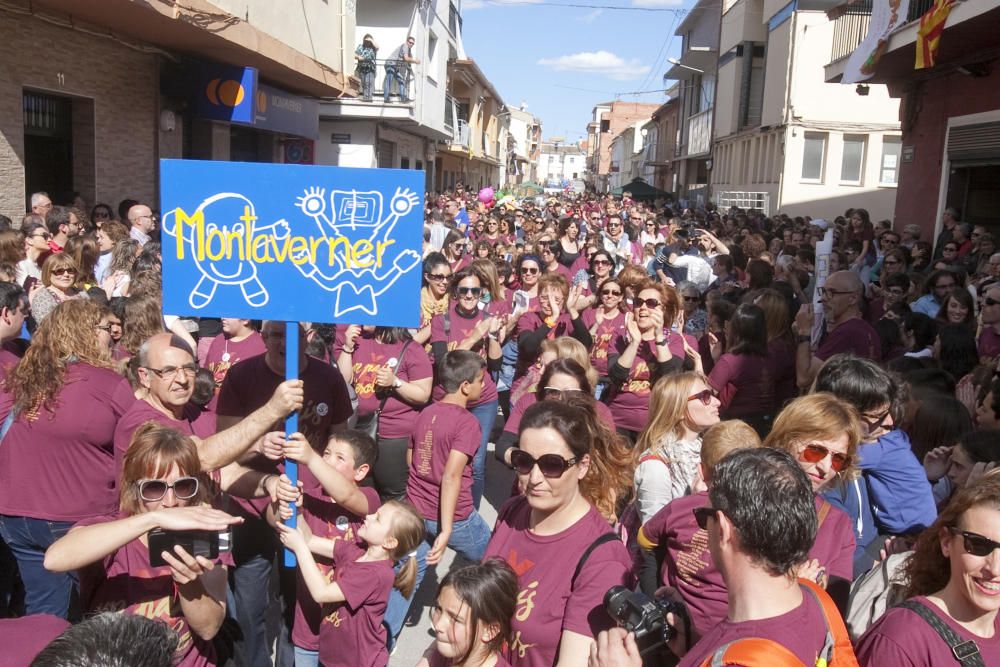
[460,0,693,144]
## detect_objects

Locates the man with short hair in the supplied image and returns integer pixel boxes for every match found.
[44,206,79,253]
[383,35,420,103]
[446,198,468,232]
[953,222,973,258]
[0,282,27,372]
[933,206,960,259]
[127,203,156,246]
[900,223,921,248]
[601,213,631,272]
[30,192,52,219]
[794,270,881,388]
[594,448,857,667]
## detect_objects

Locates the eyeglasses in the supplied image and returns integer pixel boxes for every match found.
[861,409,891,435]
[138,476,199,502]
[693,506,720,530]
[818,287,854,298]
[95,324,113,332]
[600,288,622,297]
[607,223,622,229]
[520,267,540,275]
[683,296,700,303]
[949,528,1000,557]
[687,388,716,405]
[542,387,583,400]
[51,267,77,277]
[593,259,612,267]
[985,297,1000,307]
[633,298,661,310]
[143,364,199,380]
[456,286,482,297]
[509,448,578,478]
[426,273,450,283]
[798,443,852,473]
[31,232,51,240]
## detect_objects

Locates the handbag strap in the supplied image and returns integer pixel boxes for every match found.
[0,409,15,444]
[377,340,413,414]
[898,600,985,667]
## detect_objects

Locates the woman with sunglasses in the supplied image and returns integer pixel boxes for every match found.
[29,253,86,324]
[856,476,1000,665]
[678,281,708,340]
[605,281,690,442]
[429,268,506,508]
[584,277,627,399]
[0,300,133,618]
[443,230,471,272]
[16,219,49,288]
[44,423,244,666]
[763,393,863,611]
[484,401,633,667]
[414,252,452,346]
[536,236,573,281]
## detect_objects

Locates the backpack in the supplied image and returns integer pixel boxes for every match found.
[698,579,860,667]
[844,551,910,641]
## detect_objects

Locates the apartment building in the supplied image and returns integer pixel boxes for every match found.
[608,122,648,191]
[646,98,679,194]
[537,143,587,185]
[586,101,660,193]
[824,0,1000,241]
[708,0,900,218]
[507,105,543,185]
[1,0,353,219]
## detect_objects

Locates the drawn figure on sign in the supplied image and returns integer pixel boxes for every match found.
[161,192,290,310]
[293,186,422,317]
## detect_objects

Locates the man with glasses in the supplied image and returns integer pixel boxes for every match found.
[595,448,855,667]
[794,271,881,389]
[977,283,1000,362]
[44,206,79,253]
[601,214,631,272]
[127,203,156,246]
[911,268,957,317]
[113,332,305,472]
[29,192,52,220]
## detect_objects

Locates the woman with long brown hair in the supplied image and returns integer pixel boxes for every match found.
[856,475,1000,664]
[0,300,131,618]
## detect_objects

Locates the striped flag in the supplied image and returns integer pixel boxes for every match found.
[915,0,956,69]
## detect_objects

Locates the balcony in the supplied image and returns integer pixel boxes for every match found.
[829,0,934,63]
[453,119,471,147]
[687,108,713,156]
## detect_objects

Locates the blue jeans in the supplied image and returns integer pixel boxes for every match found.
[383,69,408,102]
[0,514,76,618]
[383,512,492,641]
[360,70,375,101]
[468,399,498,510]
[229,551,278,667]
[294,646,318,667]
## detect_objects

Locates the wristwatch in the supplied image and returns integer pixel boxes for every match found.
[797,334,812,344]
[656,336,670,346]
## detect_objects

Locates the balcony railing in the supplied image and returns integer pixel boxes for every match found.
[454,119,471,147]
[688,108,713,156]
[715,191,771,216]
[830,0,935,62]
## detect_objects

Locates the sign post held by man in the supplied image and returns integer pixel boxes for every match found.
[159,159,425,565]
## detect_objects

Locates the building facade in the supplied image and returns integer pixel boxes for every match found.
[585,101,660,193]
[648,98,679,193]
[536,143,587,185]
[506,105,542,185]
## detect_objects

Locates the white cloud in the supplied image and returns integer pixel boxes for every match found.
[578,8,603,22]
[537,50,650,81]
[631,0,684,6]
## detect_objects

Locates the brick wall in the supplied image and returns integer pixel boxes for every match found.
[0,11,158,220]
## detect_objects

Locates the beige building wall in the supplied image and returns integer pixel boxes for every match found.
[0,12,157,220]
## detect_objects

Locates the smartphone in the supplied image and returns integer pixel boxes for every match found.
[513,290,530,311]
[148,529,231,567]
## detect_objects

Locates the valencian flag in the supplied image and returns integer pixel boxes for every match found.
[915,0,955,69]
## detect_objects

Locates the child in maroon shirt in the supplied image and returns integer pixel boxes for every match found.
[278,500,425,667]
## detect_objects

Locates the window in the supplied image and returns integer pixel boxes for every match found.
[427,32,439,78]
[416,159,424,170]
[401,157,410,169]
[880,136,901,185]
[840,134,866,184]
[600,119,610,133]
[801,132,826,181]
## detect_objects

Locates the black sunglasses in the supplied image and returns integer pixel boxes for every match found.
[456,286,482,297]
[986,297,1000,307]
[600,288,622,297]
[950,528,1000,557]
[521,267,540,275]
[633,298,661,310]
[693,506,719,530]
[509,449,578,478]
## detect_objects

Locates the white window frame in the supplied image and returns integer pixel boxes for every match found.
[840,134,867,186]
[801,131,827,183]
[879,135,902,187]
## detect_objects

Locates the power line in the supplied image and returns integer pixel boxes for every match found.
[479,1,687,12]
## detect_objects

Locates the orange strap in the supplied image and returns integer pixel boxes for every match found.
[799,578,861,667]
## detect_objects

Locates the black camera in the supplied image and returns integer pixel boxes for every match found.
[604,586,684,656]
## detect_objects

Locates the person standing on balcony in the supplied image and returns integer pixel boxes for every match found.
[355,34,378,102]
[384,35,420,103]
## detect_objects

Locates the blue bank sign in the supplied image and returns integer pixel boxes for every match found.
[160,159,424,326]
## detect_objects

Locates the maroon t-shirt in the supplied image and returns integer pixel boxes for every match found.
[816,317,882,362]
[113,400,216,474]
[217,355,352,516]
[856,596,1000,665]
[292,486,381,652]
[678,584,837,667]
[0,614,70,666]
[638,491,727,638]
[406,402,481,522]
[318,537,394,667]
[503,393,616,437]
[604,331,689,433]
[979,326,1000,361]
[430,302,501,406]
[336,333,432,439]
[429,649,513,667]
[76,512,234,667]
[203,333,266,410]
[582,309,626,378]
[484,496,632,667]
[708,353,775,419]
[0,345,21,383]
[514,311,576,378]
[0,364,134,522]
[768,337,798,410]
[811,498,856,581]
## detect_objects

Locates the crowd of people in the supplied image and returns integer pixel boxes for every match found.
[0,186,998,667]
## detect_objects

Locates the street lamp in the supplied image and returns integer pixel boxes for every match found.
[667,58,704,74]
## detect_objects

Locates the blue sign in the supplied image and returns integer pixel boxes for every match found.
[197,65,257,125]
[255,84,319,139]
[159,160,425,326]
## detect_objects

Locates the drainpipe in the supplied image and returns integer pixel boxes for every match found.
[339,0,350,97]
[776,9,798,211]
